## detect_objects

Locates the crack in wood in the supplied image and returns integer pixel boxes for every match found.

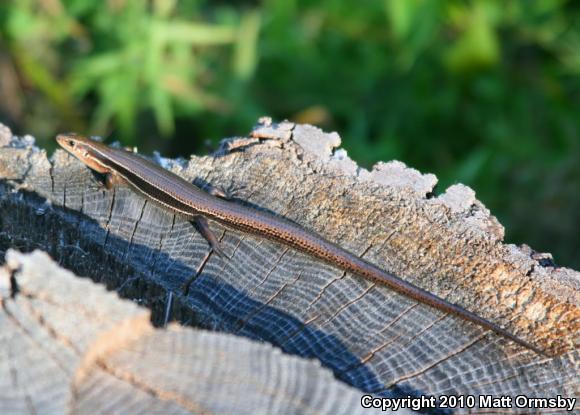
[339,304,420,373]
[233,270,304,334]
[435,349,556,394]
[22,299,83,355]
[181,243,219,296]
[304,243,376,311]
[17,287,109,324]
[340,316,447,380]
[318,282,376,329]
[2,299,72,376]
[123,200,148,261]
[347,313,454,384]
[91,355,214,415]
[243,247,292,297]
[149,214,176,277]
[274,314,320,348]
[49,159,55,195]
[284,245,374,344]
[156,223,198,278]
[268,245,380,349]
[195,233,246,328]
[102,187,116,248]
[380,330,487,392]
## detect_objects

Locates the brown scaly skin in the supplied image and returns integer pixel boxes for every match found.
[56,133,545,356]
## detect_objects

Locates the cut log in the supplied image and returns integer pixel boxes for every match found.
[0,119,578,413]
[1,250,387,415]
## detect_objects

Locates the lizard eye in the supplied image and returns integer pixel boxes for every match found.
[67,140,75,148]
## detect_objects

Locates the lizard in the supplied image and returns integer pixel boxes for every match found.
[56,133,544,355]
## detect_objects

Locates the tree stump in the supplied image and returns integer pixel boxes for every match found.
[0,119,578,414]
[1,249,384,414]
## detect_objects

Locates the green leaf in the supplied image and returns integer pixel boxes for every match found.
[233,10,261,80]
[151,85,174,136]
[160,21,236,45]
[385,0,418,41]
[445,3,500,73]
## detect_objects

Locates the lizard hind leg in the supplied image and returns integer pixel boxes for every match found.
[192,216,228,259]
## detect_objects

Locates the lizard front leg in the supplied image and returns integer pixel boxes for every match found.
[192,215,228,258]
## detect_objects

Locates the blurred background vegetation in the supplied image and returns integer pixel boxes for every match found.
[0,0,578,268]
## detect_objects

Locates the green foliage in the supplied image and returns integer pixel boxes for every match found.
[0,0,578,268]
[0,0,259,141]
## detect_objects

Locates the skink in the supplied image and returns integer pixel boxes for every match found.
[56,133,543,355]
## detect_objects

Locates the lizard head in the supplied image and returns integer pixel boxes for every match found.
[56,133,99,158]
[56,133,111,173]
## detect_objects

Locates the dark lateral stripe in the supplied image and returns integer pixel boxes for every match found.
[89,149,198,217]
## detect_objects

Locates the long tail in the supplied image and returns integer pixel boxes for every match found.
[213,200,544,355]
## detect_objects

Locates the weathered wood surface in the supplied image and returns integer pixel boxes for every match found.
[0,119,578,413]
[1,250,383,415]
